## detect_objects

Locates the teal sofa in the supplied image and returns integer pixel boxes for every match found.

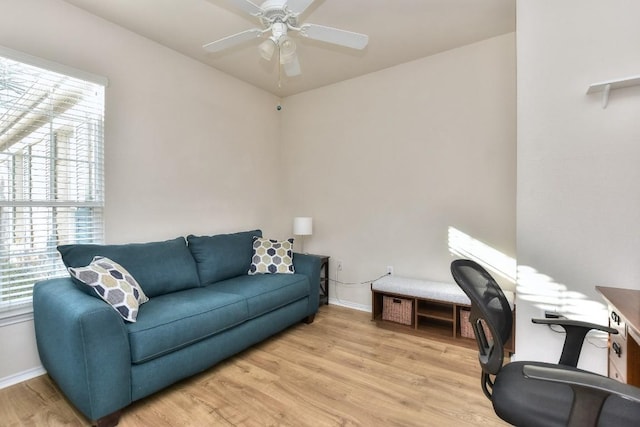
[33,230,321,427]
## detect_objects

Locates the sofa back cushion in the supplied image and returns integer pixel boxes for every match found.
[187,230,262,285]
[58,237,200,298]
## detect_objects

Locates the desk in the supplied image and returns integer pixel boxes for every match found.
[596,286,640,386]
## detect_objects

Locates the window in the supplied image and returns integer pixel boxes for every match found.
[0,47,106,314]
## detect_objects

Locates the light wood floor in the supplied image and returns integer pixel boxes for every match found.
[0,305,508,426]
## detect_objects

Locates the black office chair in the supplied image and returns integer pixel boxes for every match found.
[450,259,640,427]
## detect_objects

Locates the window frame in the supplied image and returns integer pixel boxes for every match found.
[0,45,108,321]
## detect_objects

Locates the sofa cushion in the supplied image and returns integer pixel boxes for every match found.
[248,237,295,275]
[187,230,261,285]
[68,256,149,322]
[127,288,248,364]
[58,237,200,298]
[208,274,310,319]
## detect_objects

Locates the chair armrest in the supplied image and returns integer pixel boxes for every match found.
[292,253,322,312]
[532,318,616,367]
[523,364,640,426]
[33,278,132,421]
[532,318,617,334]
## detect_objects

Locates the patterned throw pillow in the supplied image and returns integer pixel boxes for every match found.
[248,237,295,275]
[68,256,149,322]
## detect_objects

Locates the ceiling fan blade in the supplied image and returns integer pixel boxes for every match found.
[224,0,263,16]
[283,54,301,77]
[286,0,315,15]
[299,24,369,50]
[203,28,263,53]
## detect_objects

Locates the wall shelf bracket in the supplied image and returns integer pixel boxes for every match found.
[587,75,640,109]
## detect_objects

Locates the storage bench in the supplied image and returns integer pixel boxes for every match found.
[371,275,515,352]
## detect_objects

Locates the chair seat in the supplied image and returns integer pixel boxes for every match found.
[493,361,640,427]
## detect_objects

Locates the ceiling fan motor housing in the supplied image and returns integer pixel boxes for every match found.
[259,0,300,29]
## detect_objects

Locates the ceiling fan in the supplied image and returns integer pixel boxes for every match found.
[203,0,369,78]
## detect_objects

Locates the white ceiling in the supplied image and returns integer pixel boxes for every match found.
[61,0,515,97]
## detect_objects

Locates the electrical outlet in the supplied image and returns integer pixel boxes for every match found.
[386,266,394,275]
[337,260,343,271]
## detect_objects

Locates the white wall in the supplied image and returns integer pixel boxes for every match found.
[281,34,516,309]
[0,0,517,386]
[516,0,640,374]
[0,0,281,384]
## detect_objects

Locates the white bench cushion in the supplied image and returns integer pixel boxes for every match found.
[372,275,515,309]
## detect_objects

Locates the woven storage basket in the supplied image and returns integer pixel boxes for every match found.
[460,309,493,340]
[382,295,413,325]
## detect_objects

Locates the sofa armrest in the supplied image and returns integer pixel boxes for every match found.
[33,278,132,421]
[293,253,322,311]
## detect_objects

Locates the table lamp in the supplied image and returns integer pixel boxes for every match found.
[293,217,313,253]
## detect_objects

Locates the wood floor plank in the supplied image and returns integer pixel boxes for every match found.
[0,305,508,426]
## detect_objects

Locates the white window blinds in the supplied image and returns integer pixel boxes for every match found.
[0,49,105,313]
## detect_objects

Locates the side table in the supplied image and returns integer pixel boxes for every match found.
[295,253,329,305]
[317,255,329,305]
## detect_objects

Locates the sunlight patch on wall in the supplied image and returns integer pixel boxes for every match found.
[517,264,608,327]
[448,226,608,332]
[517,265,566,310]
[447,226,516,283]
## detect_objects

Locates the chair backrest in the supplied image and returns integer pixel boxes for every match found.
[450,259,513,379]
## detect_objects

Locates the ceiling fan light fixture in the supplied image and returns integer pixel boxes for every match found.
[283,55,301,77]
[258,38,277,61]
[278,36,297,64]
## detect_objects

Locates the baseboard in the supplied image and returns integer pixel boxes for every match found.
[0,366,46,390]
[328,298,371,313]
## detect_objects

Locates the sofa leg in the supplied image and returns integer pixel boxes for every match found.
[304,314,315,324]
[94,410,122,427]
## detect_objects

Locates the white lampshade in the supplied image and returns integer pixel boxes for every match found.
[293,217,313,235]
